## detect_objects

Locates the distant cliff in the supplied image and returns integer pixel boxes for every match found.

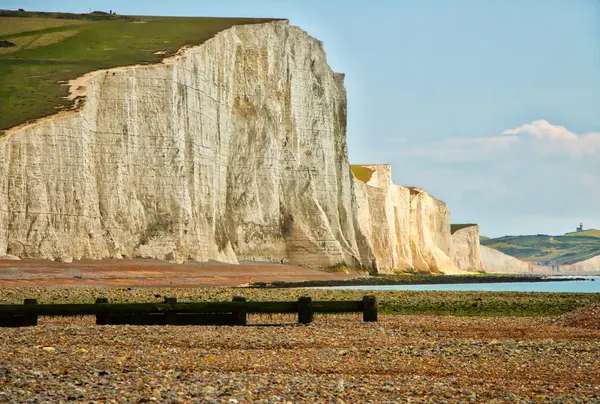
[480,245,534,273]
[450,224,484,272]
[561,255,600,272]
[352,165,461,274]
[0,20,477,273]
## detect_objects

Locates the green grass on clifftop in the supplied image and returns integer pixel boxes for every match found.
[563,229,600,238]
[0,10,280,130]
[450,224,477,234]
[482,233,600,265]
[350,165,375,183]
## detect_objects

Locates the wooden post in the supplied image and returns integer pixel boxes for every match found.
[164,297,177,324]
[23,298,38,326]
[232,296,247,326]
[95,297,109,325]
[297,296,313,324]
[362,295,377,322]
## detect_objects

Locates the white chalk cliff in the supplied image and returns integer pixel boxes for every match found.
[352,165,461,274]
[561,255,600,272]
[0,20,478,273]
[450,224,484,272]
[480,245,534,273]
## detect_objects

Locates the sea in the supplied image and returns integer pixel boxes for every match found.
[319,276,600,293]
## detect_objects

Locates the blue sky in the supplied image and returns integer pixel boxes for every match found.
[4,0,600,237]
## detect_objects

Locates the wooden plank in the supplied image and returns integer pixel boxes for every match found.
[362,295,377,322]
[0,299,38,327]
[0,302,248,316]
[168,313,238,326]
[0,300,365,317]
[311,300,363,313]
[106,314,167,325]
[95,297,109,325]
[105,313,240,326]
[22,298,38,326]
[0,316,27,327]
[232,296,247,326]
[245,301,297,314]
[163,297,178,324]
[298,296,313,324]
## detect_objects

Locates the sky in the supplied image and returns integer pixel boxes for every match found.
[3,0,600,238]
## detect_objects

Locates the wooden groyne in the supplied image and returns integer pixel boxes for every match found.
[0,296,377,327]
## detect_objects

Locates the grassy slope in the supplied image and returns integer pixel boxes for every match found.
[350,165,375,183]
[0,11,279,130]
[450,223,477,234]
[482,231,600,265]
[563,229,600,238]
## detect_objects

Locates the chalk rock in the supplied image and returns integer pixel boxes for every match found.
[352,165,461,274]
[561,255,600,272]
[450,224,484,272]
[480,245,533,273]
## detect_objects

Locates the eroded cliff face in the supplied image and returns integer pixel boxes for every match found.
[450,224,484,272]
[0,21,363,267]
[0,20,483,274]
[480,245,533,273]
[352,165,461,274]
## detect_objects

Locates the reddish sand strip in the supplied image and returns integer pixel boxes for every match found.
[0,259,362,287]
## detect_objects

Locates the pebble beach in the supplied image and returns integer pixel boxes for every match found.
[1,287,600,403]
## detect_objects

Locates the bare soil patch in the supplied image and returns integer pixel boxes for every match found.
[558,304,600,330]
[0,258,362,288]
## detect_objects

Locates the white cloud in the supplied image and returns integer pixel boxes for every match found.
[397,135,520,163]
[502,120,600,157]
[386,120,600,238]
[397,120,600,162]
[502,120,576,140]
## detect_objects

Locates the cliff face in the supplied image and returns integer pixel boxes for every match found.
[480,245,533,273]
[0,20,480,274]
[561,255,600,272]
[0,21,363,266]
[352,165,460,274]
[450,224,484,272]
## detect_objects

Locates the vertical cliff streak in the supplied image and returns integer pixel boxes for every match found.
[0,20,479,273]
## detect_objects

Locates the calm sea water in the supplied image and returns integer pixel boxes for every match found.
[320,276,600,293]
